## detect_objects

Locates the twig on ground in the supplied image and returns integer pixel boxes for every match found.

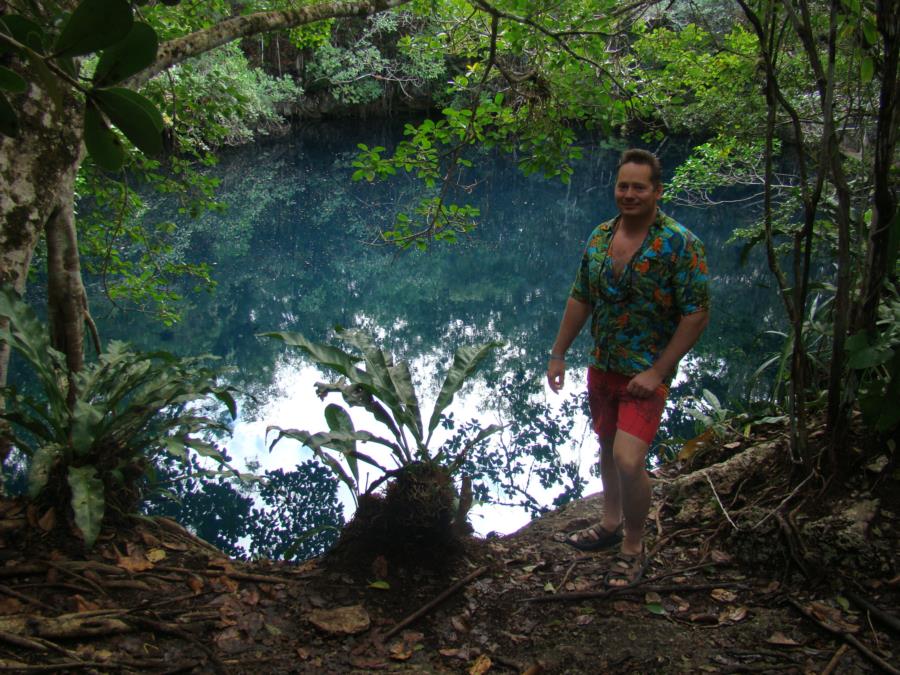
[556,559,580,592]
[523,580,745,603]
[383,566,487,640]
[821,644,849,675]
[704,472,739,530]
[786,596,900,675]
[844,590,900,635]
[752,472,814,529]
[0,583,57,611]
[125,615,226,675]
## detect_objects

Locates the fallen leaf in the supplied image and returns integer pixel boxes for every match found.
[162,540,189,552]
[451,615,471,634]
[809,601,859,633]
[37,508,55,532]
[575,614,594,625]
[723,441,741,450]
[264,623,282,636]
[240,588,260,606]
[140,531,162,547]
[440,647,471,660]
[351,656,387,669]
[308,605,371,635]
[543,582,555,593]
[368,580,390,590]
[146,548,166,563]
[710,588,738,603]
[835,595,851,612]
[0,597,23,614]
[767,631,800,646]
[217,576,239,593]
[644,591,662,604]
[296,647,311,660]
[116,546,152,573]
[719,606,748,623]
[710,550,732,563]
[73,594,100,612]
[186,575,204,594]
[612,600,640,613]
[670,594,690,613]
[645,602,667,616]
[469,654,492,675]
[389,630,423,661]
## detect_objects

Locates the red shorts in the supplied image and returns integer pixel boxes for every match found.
[587,367,668,445]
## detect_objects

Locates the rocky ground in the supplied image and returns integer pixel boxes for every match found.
[0,419,896,674]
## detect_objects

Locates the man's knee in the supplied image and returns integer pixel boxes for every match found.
[612,433,650,478]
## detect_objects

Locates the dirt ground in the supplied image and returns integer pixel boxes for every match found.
[0,421,897,674]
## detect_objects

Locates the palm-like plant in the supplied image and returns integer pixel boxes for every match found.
[264,328,501,532]
[0,288,238,548]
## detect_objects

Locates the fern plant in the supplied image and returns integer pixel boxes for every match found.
[264,328,502,508]
[0,288,238,548]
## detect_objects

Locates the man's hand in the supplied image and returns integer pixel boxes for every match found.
[626,368,664,398]
[547,358,566,393]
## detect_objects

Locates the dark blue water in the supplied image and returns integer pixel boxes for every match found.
[82,120,783,540]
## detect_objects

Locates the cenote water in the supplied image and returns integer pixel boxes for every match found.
[37,121,786,557]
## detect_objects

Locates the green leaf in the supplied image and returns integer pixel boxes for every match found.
[861,56,874,83]
[0,15,47,52]
[0,66,27,93]
[645,602,667,615]
[262,331,371,386]
[53,0,133,58]
[70,399,104,456]
[28,444,62,498]
[325,403,358,484]
[68,465,105,549]
[92,87,163,156]
[368,580,390,590]
[427,342,501,438]
[388,361,423,441]
[93,22,158,86]
[0,93,17,137]
[84,100,125,171]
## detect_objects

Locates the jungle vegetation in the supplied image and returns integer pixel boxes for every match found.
[0,0,896,553]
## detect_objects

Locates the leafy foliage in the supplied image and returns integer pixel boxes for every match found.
[0,287,238,548]
[264,328,501,507]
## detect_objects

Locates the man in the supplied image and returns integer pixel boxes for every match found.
[547,149,710,587]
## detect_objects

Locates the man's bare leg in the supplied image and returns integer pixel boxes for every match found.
[598,436,623,533]
[612,429,651,556]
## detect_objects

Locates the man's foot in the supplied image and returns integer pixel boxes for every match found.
[604,546,646,587]
[564,523,623,552]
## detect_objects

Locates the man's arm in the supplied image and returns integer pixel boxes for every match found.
[547,297,592,393]
[626,309,710,397]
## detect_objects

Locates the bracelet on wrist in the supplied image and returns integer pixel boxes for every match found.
[548,353,565,361]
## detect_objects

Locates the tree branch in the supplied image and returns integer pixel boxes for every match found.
[129,0,414,87]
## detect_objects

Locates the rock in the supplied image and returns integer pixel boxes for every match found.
[308,605,371,635]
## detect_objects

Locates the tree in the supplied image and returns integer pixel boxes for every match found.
[0,0,413,456]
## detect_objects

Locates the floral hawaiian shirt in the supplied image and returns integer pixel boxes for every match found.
[570,210,710,379]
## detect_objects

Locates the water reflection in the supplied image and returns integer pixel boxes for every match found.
[84,121,783,542]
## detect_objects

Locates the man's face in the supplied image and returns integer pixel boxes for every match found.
[614,162,662,221]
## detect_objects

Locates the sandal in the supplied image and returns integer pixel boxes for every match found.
[604,547,646,588]
[564,523,623,552]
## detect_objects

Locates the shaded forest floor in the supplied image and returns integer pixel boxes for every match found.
[0,417,897,674]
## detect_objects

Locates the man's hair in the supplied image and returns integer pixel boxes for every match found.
[617,149,662,186]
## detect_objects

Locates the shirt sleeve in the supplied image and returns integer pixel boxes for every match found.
[570,245,592,303]
[673,232,710,316]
